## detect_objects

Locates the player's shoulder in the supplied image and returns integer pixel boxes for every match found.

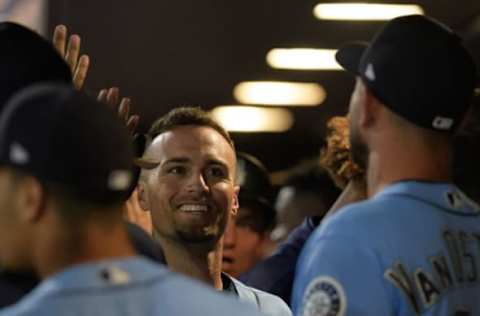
[321,198,389,229]
[311,195,408,243]
[1,260,263,316]
[155,271,266,316]
[0,290,55,316]
[229,276,292,316]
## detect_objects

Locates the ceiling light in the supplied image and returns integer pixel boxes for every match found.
[267,48,342,70]
[211,106,294,132]
[313,3,424,21]
[233,81,326,106]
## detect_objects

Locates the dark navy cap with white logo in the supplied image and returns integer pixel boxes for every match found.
[336,15,477,133]
[0,83,135,204]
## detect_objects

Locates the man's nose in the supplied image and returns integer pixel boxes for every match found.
[185,171,209,194]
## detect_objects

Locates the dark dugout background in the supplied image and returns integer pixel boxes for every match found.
[49,0,480,171]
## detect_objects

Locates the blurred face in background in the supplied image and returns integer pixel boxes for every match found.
[222,203,273,278]
[272,186,329,242]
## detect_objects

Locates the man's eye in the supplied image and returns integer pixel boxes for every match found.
[206,167,226,178]
[168,166,185,175]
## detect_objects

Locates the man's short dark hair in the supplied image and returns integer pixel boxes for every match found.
[237,201,275,234]
[147,107,234,149]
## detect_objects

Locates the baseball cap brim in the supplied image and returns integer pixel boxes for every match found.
[335,42,368,75]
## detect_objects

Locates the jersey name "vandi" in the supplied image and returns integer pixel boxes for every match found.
[384,229,479,315]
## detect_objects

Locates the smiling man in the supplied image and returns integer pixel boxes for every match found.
[138,107,291,315]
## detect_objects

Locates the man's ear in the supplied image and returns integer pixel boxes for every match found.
[18,176,46,223]
[231,185,240,217]
[137,182,150,211]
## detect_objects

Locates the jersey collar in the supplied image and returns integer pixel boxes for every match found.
[375,181,480,216]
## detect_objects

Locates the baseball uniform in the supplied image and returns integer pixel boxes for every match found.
[223,272,292,316]
[0,256,263,316]
[292,181,480,316]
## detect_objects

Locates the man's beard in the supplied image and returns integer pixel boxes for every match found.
[174,214,228,248]
[349,123,369,170]
[176,229,219,245]
[154,224,221,250]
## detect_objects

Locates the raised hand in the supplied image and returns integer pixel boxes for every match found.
[52,25,90,90]
[97,87,140,135]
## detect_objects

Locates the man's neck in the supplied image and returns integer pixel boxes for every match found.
[35,220,136,279]
[156,235,224,290]
[366,144,452,197]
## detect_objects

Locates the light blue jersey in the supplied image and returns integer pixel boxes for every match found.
[292,181,480,316]
[0,256,262,316]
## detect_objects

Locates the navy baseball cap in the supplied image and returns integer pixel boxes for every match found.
[0,22,71,109]
[0,83,135,205]
[336,15,477,132]
[236,152,276,231]
[236,152,275,208]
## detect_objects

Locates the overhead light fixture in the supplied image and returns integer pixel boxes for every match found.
[313,3,424,21]
[266,48,342,70]
[233,81,326,106]
[211,106,294,132]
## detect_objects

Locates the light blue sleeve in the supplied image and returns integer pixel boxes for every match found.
[291,217,394,316]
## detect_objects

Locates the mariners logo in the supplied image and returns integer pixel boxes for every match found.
[301,276,346,316]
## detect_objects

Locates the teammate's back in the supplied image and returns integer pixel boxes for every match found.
[293,181,480,316]
[0,257,262,316]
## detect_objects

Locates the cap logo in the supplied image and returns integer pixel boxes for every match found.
[432,116,453,130]
[10,142,29,164]
[365,63,376,81]
[107,170,132,191]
